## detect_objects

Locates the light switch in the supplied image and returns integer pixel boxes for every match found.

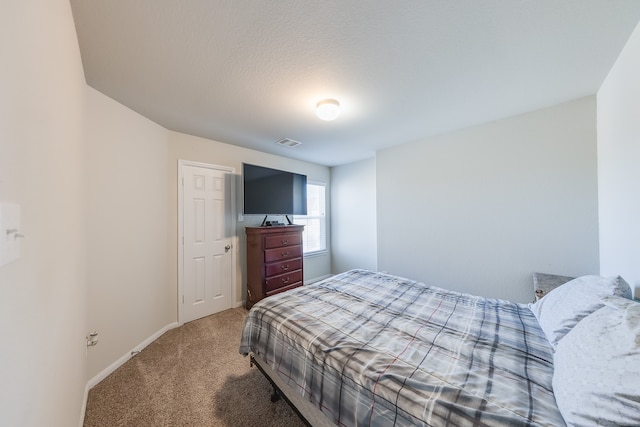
[0,203,22,267]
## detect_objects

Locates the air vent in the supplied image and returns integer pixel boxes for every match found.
[275,138,302,148]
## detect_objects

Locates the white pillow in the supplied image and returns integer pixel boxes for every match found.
[552,296,640,426]
[529,275,631,348]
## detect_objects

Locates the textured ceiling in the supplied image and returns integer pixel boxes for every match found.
[70,1,640,166]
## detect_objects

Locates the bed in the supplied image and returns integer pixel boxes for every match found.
[239,269,639,426]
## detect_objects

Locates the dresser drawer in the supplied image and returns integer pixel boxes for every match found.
[264,244,302,263]
[264,232,302,249]
[266,281,302,297]
[265,257,302,277]
[265,269,303,292]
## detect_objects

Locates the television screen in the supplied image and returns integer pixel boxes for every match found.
[243,163,307,215]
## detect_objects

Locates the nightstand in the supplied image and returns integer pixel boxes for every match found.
[532,273,574,302]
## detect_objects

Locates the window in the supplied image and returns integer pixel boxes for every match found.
[295,182,326,255]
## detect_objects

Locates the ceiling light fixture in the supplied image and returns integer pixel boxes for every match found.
[316,98,340,121]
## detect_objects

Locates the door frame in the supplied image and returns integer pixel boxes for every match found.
[177,159,237,324]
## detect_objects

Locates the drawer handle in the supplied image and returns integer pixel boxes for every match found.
[281,251,289,257]
[281,239,288,244]
[282,277,290,284]
[281,264,289,271]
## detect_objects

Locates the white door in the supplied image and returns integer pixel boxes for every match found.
[179,161,235,324]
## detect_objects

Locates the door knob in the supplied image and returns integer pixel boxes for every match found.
[225,244,231,252]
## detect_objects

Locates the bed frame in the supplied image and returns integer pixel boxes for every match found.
[250,354,335,427]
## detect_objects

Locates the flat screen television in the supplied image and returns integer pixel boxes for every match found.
[242,163,307,221]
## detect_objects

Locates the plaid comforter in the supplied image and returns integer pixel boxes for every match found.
[239,269,565,426]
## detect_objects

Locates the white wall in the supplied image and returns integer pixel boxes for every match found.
[377,97,600,303]
[168,131,331,307]
[84,87,172,380]
[0,1,88,426]
[597,22,640,297]
[83,96,331,378]
[330,158,377,273]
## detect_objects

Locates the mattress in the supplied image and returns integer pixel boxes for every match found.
[240,269,565,426]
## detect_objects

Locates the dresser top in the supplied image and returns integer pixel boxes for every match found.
[245,225,304,235]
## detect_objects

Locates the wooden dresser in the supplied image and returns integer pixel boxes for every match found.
[245,225,304,309]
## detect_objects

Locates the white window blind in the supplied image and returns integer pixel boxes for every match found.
[294,182,326,255]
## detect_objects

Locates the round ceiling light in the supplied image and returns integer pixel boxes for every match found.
[316,98,340,121]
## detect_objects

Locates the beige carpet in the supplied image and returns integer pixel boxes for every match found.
[83,308,306,427]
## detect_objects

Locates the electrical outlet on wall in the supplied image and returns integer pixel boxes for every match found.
[0,203,22,267]
[86,331,98,356]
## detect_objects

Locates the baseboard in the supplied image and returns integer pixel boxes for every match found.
[79,381,90,427]
[86,321,180,389]
[81,321,181,425]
